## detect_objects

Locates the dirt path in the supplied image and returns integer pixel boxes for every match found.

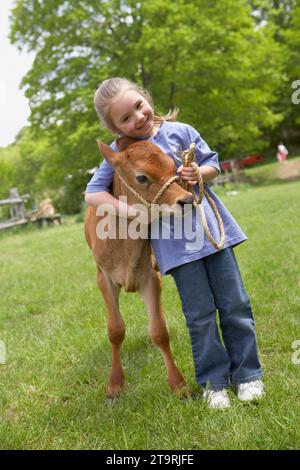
[276,160,300,180]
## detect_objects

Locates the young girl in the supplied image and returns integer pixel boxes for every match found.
[85,77,264,409]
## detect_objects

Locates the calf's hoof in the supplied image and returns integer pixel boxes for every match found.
[174,384,194,400]
[106,382,124,402]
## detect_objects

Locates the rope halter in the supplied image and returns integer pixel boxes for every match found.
[117,143,225,251]
[117,173,180,209]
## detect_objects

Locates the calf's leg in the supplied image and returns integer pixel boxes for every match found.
[140,271,192,398]
[97,270,125,399]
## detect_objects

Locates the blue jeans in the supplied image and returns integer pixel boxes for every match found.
[169,247,262,390]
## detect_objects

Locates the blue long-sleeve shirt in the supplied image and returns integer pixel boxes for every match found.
[86,121,247,275]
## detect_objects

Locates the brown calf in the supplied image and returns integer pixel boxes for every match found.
[84,137,194,399]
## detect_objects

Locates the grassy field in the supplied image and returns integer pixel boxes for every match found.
[0,159,300,450]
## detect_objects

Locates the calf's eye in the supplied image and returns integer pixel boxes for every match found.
[136,175,149,184]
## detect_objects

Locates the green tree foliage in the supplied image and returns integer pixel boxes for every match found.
[0,146,16,200]
[285,1,300,87]
[10,0,285,164]
[55,169,91,215]
[248,0,300,143]
[249,0,296,32]
[0,127,59,198]
[282,0,300,132]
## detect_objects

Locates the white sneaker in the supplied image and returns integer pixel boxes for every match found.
[236,379,265,402]
[203,389,231,409]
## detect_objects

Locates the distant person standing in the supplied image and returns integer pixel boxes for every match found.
[277,142,289,163]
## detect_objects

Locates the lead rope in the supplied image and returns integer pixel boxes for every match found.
[117,174,180,209]
[181,143,225,250]
[117,143,225,250]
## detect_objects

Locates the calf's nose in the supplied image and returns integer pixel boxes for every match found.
[177,194,194,206]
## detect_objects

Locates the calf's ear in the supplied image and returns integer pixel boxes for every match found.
[96,139,123,168]
[116,136,139,151]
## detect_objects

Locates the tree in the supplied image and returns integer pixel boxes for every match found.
[10,0,284,167]
[248,0,300,143]
[0,127,61,198]
[0,146,17,200]
[125,0,284,156]
[282,0,300,135]
[249,0,296,33]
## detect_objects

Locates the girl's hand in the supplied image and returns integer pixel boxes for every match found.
[177,165,199,186]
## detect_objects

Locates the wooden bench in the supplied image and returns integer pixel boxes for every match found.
[0,218,28,230]
[33,213,62,227]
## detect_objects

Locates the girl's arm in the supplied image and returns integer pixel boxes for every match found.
[85,157,139,219]
[85,191,139,219]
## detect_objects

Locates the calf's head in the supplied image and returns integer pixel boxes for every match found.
[97,137,194,217]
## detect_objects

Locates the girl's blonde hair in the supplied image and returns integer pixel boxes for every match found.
[93,77,179,134]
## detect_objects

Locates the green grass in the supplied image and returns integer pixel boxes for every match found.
[0,163,300,449]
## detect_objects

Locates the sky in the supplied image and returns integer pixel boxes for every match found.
[0,0,34,147]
